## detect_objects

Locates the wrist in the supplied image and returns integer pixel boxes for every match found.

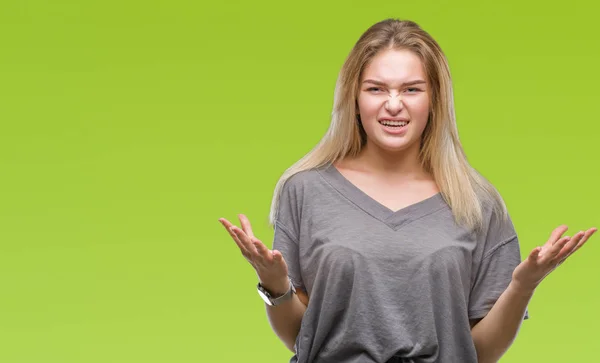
[257,277,296,307]
[508,279,536,298]
[258,277,290,297]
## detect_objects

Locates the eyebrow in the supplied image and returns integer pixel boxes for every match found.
[362,79,426,86]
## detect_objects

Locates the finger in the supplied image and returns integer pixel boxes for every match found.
[549,225,569,245]
[273,249,283,262]
[231,226,258,255]
[218,218,233,229]
[569,227,597,255]
[219,218,250,254]
[547,235,573,260]
[238,214,255,239]
[552,233,584,263]
[539,235,567,259]
[252,237,273,261]
[577,228,597,247]
[227,226,252,256]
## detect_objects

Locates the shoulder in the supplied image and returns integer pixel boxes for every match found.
[276,166,327,212]
[274,167,327,229]
[471,182,516,242]
[281,165,330,193]
[473,179,508,220]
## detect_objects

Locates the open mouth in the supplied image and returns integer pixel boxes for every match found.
[378,120,409,128]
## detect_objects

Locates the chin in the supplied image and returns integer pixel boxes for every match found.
[374,141,415,153]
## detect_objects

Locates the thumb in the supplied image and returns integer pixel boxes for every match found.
[528,246,541,262]
[273,250,286,264]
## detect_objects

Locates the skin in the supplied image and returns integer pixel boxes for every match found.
[358,48,430,157]
[218,215,309,306]
[471,225,596,363]
[513,225,596,291]
[335,48,439,211]
[218,47,597,361]
[218,215,308,352]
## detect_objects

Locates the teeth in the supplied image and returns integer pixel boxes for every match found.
[380,120,408,127]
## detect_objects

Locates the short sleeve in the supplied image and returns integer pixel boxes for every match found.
[272,177,305,291]
[469,209,530,321]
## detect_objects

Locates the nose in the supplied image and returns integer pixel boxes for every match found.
[385,94,404,114]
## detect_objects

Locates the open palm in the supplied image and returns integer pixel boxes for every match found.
[512,225,597,291]
[219,214,290,293]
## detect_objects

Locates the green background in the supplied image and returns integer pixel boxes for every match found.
[0,0,598,362]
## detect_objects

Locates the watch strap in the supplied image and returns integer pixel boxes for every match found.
[257,278,296,306]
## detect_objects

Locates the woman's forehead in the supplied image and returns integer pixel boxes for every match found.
[361,49,426,84]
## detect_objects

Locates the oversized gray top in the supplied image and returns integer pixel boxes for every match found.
[273,163,527,363]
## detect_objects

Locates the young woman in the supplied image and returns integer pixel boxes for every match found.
[219,19,596,363]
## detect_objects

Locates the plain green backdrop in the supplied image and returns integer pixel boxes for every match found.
[0,0,599,362]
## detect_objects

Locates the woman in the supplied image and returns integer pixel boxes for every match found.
[219,19,596,363]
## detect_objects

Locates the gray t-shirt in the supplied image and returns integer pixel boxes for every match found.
[273,163,527,363]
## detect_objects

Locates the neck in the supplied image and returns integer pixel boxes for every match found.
[354,141,428,180]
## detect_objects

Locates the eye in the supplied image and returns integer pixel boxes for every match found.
[366,87,382,92]
[406,88,420,93]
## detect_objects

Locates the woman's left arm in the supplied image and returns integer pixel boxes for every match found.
[471,225,597,363]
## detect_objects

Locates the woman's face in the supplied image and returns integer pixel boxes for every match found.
[357,48,430,154]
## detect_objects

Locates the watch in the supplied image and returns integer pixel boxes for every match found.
[257,278,296,306]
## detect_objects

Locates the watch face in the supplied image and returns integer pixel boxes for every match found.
[257,288,274,306]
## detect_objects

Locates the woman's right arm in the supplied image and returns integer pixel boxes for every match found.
[219,215,309,352]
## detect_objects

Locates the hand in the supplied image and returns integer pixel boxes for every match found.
[218,214,290,295]
[512,225,597,292]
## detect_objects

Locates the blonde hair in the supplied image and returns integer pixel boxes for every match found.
[268,18,506,232]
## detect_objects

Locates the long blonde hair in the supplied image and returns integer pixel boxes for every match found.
[269,19,506,232]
